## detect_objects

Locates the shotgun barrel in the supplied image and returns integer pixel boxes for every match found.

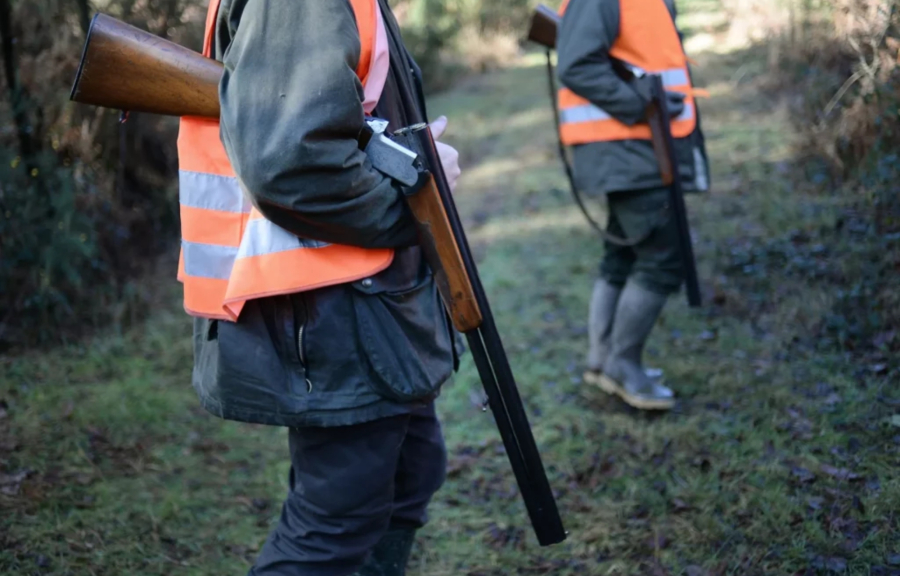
[387,42,567,547]
[71,13,222,117]
[396,119,568,547]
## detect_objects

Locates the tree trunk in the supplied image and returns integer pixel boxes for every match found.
[0,0,37,161]
[75,0,91,36]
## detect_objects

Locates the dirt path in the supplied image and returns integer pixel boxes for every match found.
[2,3,898,575]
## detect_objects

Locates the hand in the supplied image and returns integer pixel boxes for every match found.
[630,76,686,118]
[429,116,461,193]
[665,91,686,119]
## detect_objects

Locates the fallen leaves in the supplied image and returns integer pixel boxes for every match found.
[819,464,862,482]
[791,466,816,484]
[483,523,525,551]
[810,555,848,573]
[0,469,31,496]
[446,454,478,478]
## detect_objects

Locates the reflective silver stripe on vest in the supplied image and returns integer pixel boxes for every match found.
[560,66,691,126]
[617,64,688,87]
[182,240,238,280]
[179,171,251,213]
[660,68,688,87]
[236,217,330,259]
[561,101,694,125]
[560,105,612,124]
[675,102,695,122]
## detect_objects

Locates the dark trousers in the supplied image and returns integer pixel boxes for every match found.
[600,186,685,295]
[249,403,446,576]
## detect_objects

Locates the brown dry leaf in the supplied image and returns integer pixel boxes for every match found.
[446,455,478,478]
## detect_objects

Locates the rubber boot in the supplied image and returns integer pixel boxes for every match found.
[355,527,416,576]
[583,279,621,387]
[599,281,674,410]
[583,280,664,389]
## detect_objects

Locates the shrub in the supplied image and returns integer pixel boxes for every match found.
[0,0,202,350]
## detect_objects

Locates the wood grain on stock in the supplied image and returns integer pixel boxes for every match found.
[405,175,483,333]
[646,104,675,186]
[70,13,222,118]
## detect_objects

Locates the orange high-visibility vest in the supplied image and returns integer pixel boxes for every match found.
[176,0,393,321]
[557,0,697,145]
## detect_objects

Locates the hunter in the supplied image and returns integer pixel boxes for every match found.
[177,0,462,573]
[556,0,710,410]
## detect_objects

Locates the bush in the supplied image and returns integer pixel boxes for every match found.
[722,0,899,178]
[0,0,202,350]
[720,0,900,356]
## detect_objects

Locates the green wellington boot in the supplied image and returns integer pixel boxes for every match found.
[599,281,674,411]
[355,527,416,576]
[583,279,664,389]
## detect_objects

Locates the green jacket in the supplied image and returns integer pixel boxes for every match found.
[556,0,710,195]
[191,0,459,428]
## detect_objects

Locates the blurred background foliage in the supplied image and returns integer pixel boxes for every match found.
[0,0,896,350]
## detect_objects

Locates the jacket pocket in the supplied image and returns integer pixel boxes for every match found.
[350,270,454,403]
[211,297,309,416]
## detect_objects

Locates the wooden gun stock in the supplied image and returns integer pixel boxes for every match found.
[527,4,560,49]
[70,13,222,117]
[645,101,676,186]
[405,173,483,332]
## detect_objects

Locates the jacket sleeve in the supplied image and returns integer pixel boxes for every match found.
[217,0,418,249]
[556,0,647,126]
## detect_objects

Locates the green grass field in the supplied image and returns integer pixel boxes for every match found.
[2,3,899,575]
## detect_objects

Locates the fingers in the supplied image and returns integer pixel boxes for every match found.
[435,141,461,193]
[430,115,448,140]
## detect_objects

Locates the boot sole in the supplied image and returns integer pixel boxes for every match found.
[592,373,675,411]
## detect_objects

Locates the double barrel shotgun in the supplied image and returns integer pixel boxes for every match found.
[70,14,567,546]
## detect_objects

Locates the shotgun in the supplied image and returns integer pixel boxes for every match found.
[526,4,702,307]
[70,13,567,546]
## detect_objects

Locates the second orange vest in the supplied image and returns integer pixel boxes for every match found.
[557,0,697,145]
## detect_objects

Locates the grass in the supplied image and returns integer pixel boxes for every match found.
[2,2,899,575]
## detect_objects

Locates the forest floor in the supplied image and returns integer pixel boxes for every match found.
[2,0,899,574]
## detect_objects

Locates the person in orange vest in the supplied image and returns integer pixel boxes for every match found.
[178,1,461,574]
[556,0,710,411]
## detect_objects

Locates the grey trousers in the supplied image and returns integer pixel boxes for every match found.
[249,403,447,576]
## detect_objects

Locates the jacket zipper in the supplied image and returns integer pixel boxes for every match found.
[296,299,313,393]
[298,324,307,366]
